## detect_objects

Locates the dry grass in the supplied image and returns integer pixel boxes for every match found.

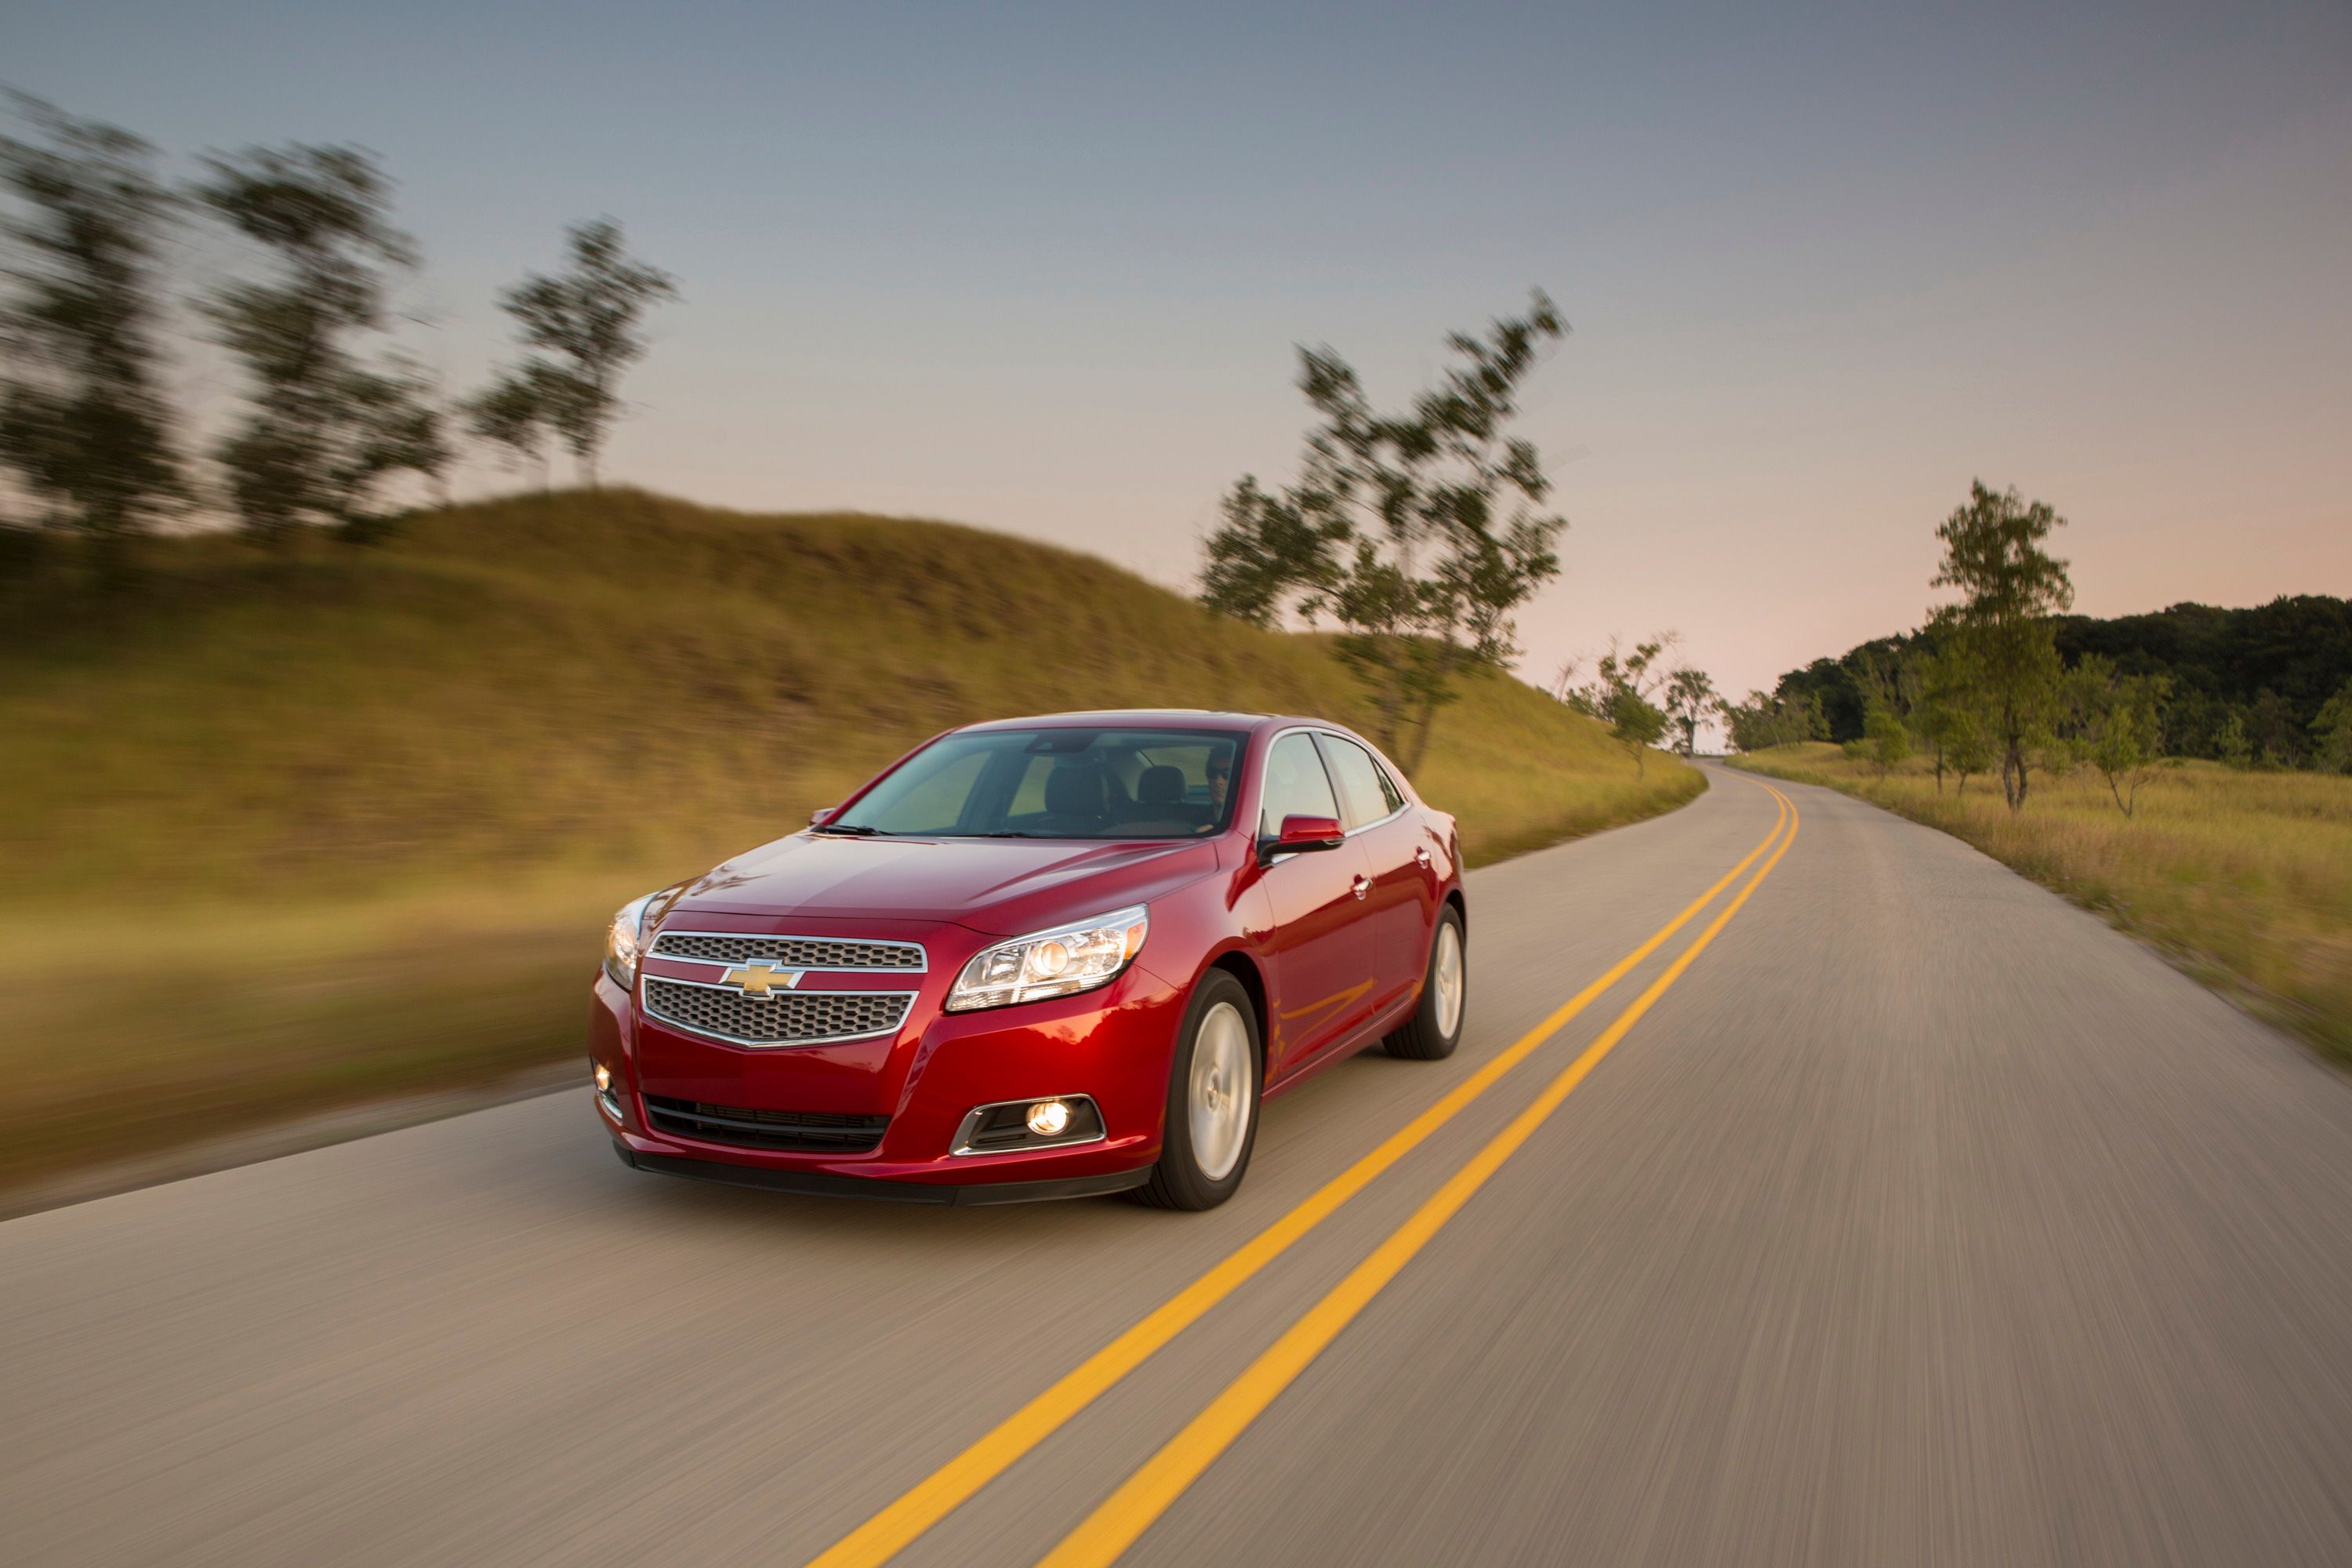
[1731,743,2352,1061]
[0,491,1699,1189]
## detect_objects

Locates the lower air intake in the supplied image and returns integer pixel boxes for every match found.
[643,1096,890,1153]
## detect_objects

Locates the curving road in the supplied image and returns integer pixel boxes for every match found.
[6,767,2352,1566]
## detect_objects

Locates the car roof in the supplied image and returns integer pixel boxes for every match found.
[956,709,1282,732]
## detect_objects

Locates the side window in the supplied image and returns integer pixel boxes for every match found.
[1317,735,1398,829]
[1257,732,1341,838]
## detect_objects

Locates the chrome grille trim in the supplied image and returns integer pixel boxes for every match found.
[649,930,928,972]
[642,975,916,1047]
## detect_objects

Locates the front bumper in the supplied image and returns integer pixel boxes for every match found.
[588,951,1185,1198]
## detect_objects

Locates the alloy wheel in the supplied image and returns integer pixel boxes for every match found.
[1433,920,1465,1040]
[1188,1000,1253,1181]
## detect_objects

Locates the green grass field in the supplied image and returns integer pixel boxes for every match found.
[0,491,1700,1192]
[1731,743,2352,1061]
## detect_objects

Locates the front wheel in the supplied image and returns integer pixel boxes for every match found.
[1131,970,1261,1210]
[1385,906,1466,1060]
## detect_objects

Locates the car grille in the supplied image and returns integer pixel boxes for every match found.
[650,931,926,970]
[644,1095,890,1153]
[642,978,914,1045]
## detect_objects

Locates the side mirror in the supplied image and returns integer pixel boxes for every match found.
[1260,812,1345,864]
[809,806,837,826]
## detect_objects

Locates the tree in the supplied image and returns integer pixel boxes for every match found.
[1221,302,1572,768]
[496,218,677,488]
[1929,481,2073,811]
[2069,659,2169,814]
[0,95,185,570]
[1201,474,1342,629]
[354,361,452,510]
[2246,688,2301,768]
[1202,293,1569,769]
[1769,641,1904,743]
[1909,631,1983,793]
[1563,635,1675,775]
[2312,680,2352,775]
[1864,704,1910,780]
[2092,699,2154,815]
[1857,646,1919,728]
[1720,688,1827,752]
[194,144,442,540]
[463,365,561,488]
[2216,710,2252,770]
[1563,636,1672,714]
[1946,710,1992,797]
[2053,653,2113,753]
[1612,688,1668,774]
[1663,666,1719,756]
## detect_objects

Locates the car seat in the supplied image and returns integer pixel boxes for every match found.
[1127,763,1212,829]
[1043,764,1111,830]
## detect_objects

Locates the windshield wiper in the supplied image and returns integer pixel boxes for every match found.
[977,830,1049,838]
[809,823,889,837]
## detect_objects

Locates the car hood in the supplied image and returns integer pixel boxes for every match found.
[666,832,1226,935]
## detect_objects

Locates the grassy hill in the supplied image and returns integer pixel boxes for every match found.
[1731,743,2350,1062]
[0,491,1699,1194]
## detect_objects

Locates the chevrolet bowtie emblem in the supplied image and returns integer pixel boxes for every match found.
[722,962,804,995]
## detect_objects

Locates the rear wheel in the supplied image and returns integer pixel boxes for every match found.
[1385,906,1465,1060]
[1131,970,1261,1210]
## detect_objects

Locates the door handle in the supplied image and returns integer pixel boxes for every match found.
[1414,846,1432,868]
[1352,875,1371,900]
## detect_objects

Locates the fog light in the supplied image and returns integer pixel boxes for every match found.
[593,1062,612,1093]
[953,1094,1102,1155]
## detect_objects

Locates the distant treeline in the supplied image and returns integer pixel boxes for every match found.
[1773,595,2351,766]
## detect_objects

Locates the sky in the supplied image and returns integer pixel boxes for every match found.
[12,0,2350,721]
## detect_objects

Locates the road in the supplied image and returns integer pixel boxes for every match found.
[6,766,2352,1566]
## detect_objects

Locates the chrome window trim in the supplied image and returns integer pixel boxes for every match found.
[641,975,920,1048]
[1254,724,1347,847]
[1308,729,1411,837]
[648,930,929,973]
[1257,724,1408,846]
[949,1094,1108,1156]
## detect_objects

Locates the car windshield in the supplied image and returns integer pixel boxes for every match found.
[827,727,1247,840]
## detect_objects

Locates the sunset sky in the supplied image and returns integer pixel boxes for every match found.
[14,0,2350,713]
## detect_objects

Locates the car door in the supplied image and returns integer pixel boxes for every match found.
[1315,731,1433,1016]
[1252,730,1379,1081]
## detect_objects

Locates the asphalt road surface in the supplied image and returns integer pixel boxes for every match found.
[7,766,2352,1566]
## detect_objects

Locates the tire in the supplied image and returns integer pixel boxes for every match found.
[1385,905,1466,1061]
[1130,969,1261,1210]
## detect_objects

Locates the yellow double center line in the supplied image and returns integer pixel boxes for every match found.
[1039,780,1798,1564]
[808,779,1797,1568]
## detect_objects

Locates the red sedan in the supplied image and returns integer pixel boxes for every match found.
[590,710,1467,1209]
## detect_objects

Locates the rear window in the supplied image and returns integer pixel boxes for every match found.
[830,727,1246,840]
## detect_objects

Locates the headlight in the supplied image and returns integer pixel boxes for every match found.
[604,893,655,991]
[946,904,1149,1012]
